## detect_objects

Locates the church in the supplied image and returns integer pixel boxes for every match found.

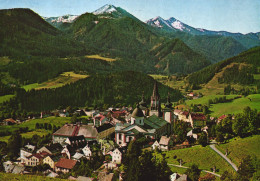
[115,82,174,147]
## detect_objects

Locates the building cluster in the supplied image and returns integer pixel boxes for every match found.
[3,82,211,180]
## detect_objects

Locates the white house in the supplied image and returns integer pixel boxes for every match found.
[112,148,122,164]
[72,152,84,161]
[82,145,92,158]
[152,140,160,150]
[20,144,35,164]
[159,136,173,151]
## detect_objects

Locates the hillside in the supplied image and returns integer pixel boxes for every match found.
[1,71,183,112]
[186,46,260,86]
[165,31,247,63]
[151,39,211,74]
[0,8,86,57]
[216,135,260,166]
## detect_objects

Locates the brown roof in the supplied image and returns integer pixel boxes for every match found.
[55,158,77,169]
[159,136,171,146]
[53,124,98,139]
[3,118,16,123]
[53,124,79,137]
[77,125,98,138]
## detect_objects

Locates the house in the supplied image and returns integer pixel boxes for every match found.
[61,145,77,159]
[72,152,84,161]
[115,106,170,147]
[53,123,115,144]
[152,140,160,150]
[43,155,61,169]
[170,173,188,181]
[37,143,63,155]
[3,118,17,125]
[217,114,227,123]
[177,111,190,122]
[188,113,206,128]
[55,158,77,174]
[82,145,92,157]
[3,161,25,174]
[112,148,122,164]
[65,135,86,146]
[25,153,48,166]
[159,136,173,151]
[187,130,198,140]
[93,114,108,127]
[20,144,36,164]
[98,170,114,181]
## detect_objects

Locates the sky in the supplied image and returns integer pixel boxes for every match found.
[1,0,260,34]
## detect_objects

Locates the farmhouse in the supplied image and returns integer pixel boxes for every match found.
[55,158,77,173]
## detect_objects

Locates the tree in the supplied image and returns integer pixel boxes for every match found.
[185,164,201,181]
[216,133,224,143]
[139,150,157,181]
[220,171,235,181]
[198,132,208,147]
[7,132,22,160]
[236,156,256,181]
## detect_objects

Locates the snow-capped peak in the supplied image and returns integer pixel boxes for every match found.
[93,4,117,15]
[44,14,78,23]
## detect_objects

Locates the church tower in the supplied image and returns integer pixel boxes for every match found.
[150,81,161,117]
[163,92,174,124]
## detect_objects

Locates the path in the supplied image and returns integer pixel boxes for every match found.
[168,164,221,177]
[209,144,238,171]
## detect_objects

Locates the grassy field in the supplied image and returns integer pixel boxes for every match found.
[216,135,260,166]
[161,145,234,174]
[0,130,52,142]
[209,94,260,117]
[0,117,71,142]
[149,74,186,93]
[22,72,88,91]
[254,74,260,80]
[0,173,68,181]
[85,55,116,62]
[185,95,238,106]
[0,94,15,103]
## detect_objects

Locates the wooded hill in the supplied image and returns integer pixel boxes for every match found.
[0,7,251,80]
[2,71,182,112]
[186,46,260,86]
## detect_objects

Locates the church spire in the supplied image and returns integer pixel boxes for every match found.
[165,92,173,109]
[150,81,161,116]
[152,81,160,99]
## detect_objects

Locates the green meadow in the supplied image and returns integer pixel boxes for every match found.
[209,94,260,117]
[155,145,234,174]
[216,135,260,166]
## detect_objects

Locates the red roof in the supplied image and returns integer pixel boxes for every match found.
[218,115,227,121]
[55,158,77,169]
[191,113,206,120]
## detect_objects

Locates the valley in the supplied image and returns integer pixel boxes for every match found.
[0,2,259,181]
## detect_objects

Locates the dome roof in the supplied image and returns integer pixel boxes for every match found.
[132,106,144,118]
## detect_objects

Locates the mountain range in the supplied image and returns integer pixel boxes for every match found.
[146,16,260,49]
[0,4,259,84]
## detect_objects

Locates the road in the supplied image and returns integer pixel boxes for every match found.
[209,144,238,171]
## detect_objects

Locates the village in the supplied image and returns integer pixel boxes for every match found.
[1,82,229,181]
